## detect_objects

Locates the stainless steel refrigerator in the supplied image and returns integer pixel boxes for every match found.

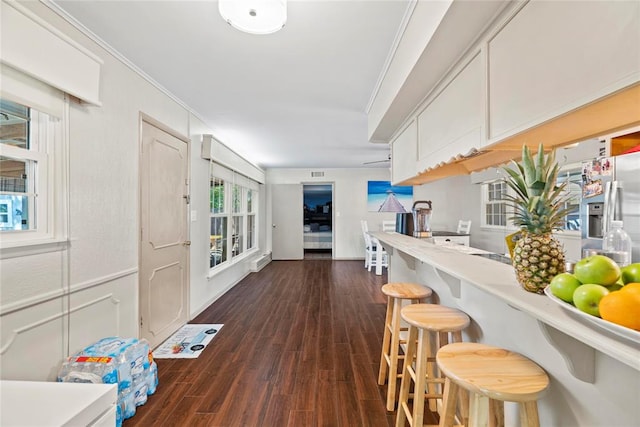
[580,151,640,263]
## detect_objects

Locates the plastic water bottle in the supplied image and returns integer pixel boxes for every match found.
[602,220,632,266]
[147,361,158,395]
[132,375,149,406]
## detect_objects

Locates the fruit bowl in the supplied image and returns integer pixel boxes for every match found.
[544,286,640,343]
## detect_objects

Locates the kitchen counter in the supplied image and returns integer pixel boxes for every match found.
[372,231,640,426]
[0,381,117,426]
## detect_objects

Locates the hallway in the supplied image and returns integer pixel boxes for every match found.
[126,260,437,426]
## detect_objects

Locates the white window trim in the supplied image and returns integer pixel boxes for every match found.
[231,183,245,259]
[209,168,260,274]
[210,177,228,269]
[207,247,259,279]
[0,98,68,257]
[480,180,514,230]
[245,187,257,252]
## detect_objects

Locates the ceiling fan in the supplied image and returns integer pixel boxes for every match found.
[363,153,391,165]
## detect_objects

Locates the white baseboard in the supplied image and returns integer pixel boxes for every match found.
[250,252,272,272]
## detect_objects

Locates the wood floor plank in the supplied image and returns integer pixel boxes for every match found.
[123,260,438,427]
[261,393,293,427]
[160,396,203,426]
[336,380,364,426]
[315,370,339,427]
[183,412,218,427]
[287,410,316,427]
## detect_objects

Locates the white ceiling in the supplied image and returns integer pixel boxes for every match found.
[52,0,412,170]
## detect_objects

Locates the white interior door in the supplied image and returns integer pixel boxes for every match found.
[272,184,303,260]
[139,118,189,349]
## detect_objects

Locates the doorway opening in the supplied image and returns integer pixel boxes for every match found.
[303,184,333,259]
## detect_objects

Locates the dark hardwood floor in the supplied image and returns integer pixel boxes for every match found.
[126,260,437,427]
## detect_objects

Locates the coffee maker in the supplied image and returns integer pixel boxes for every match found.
[412,201,433,238]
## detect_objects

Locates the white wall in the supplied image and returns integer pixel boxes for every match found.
[266,168,393,259]
[189,118,267,318]
[412,174,480,234]
[0,1,263,381]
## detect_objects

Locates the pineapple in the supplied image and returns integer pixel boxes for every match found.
[502,143,573,294]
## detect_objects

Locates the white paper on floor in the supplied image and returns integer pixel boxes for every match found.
[153,324,223,359]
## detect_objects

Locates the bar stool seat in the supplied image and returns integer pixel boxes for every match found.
[396,304,470,427]
[436,342,550,427]
[378,283,433,412]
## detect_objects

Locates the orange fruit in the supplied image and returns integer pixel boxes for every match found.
[620,283,640,296]
[599,290,640,331]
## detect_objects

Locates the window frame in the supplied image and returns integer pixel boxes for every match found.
[209,170,259,274]
[231,182,245,258]
[0,99,67,254]
[481,179,511,229]
[209,176,228,268]
[246,189,256,251]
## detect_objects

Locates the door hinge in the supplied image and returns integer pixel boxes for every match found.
[183,195,190,204]
[140,316,143,327]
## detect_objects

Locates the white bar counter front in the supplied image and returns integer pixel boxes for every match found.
[0,381,117,426]
[371,231,640,427]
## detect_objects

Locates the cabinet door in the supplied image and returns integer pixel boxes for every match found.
[488,1,640,141]
[417,53,483,171]
[391,119,418,184]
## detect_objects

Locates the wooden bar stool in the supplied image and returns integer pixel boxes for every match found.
[436,342,550,427]
[396,304,470,427]
[378,283,433,412]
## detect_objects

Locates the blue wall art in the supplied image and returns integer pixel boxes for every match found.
[367,181,413,213]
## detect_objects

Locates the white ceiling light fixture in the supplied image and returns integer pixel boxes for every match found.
[219,0,287,35]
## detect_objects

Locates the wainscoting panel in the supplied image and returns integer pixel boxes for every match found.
[0,271,138,382]
[68,273,138,355]
[0,296,67,381]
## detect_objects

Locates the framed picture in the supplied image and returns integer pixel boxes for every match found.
[367,181,413,213]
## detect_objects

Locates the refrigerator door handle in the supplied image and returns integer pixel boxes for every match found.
[607,181,619,234]
[611,180,620,222]
[603,181,612,237]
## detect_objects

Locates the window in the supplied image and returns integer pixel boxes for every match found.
[482,180,508,227]
[231,183,244,258]
[209,166,259,271]
[481,168,582,232]
[246,189,255,250]
[210,177,227,268]
[0,98,64,246]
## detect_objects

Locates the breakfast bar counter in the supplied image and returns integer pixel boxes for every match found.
[371,231,640,426]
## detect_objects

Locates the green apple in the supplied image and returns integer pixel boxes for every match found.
[573,255,621,286]
[620,263,640,284]
[605,283,623,292]
[549,273,582,302]
[573,284,609,317]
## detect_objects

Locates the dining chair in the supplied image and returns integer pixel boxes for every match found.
[457,220,472,234]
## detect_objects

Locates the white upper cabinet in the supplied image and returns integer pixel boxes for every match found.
[417,53,483,171]
[391,119,418,184]
[488,0,640,141]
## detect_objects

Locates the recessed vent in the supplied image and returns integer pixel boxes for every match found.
[311,171,325,177]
